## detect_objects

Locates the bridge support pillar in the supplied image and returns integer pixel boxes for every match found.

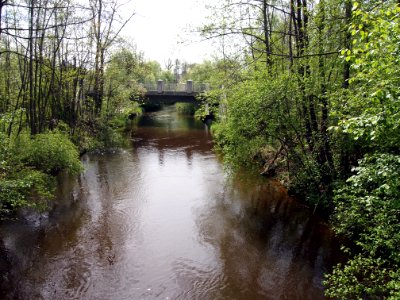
[157,79,164,93]
[186,80,193,93]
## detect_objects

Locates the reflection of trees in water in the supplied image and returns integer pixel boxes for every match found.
[3,150,148,299]
[133,106,212,167]
[194,175,340,299]
[134,127,211,150]
[1,161,92,298]
[134,126,212,168]
[2,106,340,299]
[137,107,204,132]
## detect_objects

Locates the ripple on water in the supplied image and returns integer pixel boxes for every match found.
[172,258,227,300]
[61,260,92,299]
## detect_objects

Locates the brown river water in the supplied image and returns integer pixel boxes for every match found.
[0,105,341,299]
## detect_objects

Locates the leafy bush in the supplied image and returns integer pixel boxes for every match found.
[71,128,98,153]
[0,169,54,217]
[120,101,143,119]
[21,133,82,175]
[324,4,400,297]
[108,115,127,129]
[194,105,208,121]
[0,132,57,218]
[210,70,304,174]
[71,117,130,153]
[325,153,400,299]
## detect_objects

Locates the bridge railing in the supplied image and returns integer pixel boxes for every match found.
[141,83,157,91]
[162,82,187,92]
[139,80,210,94]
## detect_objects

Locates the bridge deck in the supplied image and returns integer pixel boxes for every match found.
[141,93,200,105]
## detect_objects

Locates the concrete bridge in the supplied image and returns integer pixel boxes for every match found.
[139,80,209,104]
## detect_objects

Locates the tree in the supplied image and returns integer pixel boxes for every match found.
[89,0,134,115]
[201,0,350,205]
[202,0,400,297]
[325,1,400,297]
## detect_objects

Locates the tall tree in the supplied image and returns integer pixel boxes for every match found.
[90,0,134,115]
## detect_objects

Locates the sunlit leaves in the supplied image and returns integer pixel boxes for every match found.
[326,2,400,296]
[212,69,299,170]
[325,153,400,298]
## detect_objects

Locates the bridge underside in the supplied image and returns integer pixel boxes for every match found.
[140,92,200,105]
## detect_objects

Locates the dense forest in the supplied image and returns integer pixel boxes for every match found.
[1,0,400,298]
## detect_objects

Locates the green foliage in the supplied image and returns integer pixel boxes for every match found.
[325,153,400,299]
[175,103,195,115]
[72,119,127,152]
[182,60,215,83]
[325,4,400,295]
[69,124,97,154]
[108,115,127,129]
[0,132,65,218]
[120,101,143,118]
[159,70,175,82]
[201,1,400,296]
[336,2,400,152]
[0,169,55,217]
[107,102,143,135]
[212,71,278,166]
[95,121,126,149]
[20,133,83,175]
[105,49,145,116]
[209,69,309,176]
[106,48,159,84]
[194,105,208,121]
[326,255,400,300]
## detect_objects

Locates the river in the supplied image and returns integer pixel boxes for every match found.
[0,105,340,299]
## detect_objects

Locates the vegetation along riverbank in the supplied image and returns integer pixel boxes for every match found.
[198,0,400,298]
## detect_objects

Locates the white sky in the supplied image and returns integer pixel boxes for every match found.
[120,0,218,66]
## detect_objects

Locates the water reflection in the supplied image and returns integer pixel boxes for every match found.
[0,104,340,299]
[194,173,337,299]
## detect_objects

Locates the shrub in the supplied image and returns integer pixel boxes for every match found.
[0,132,56,218]
[0,169,54,217]
[71,128,98,154]
[108,115,127,129]
[325,153,400,298]
[21,132,82,175]
[120,101,143,118]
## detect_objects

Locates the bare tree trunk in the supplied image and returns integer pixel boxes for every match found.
[342,0,351,88]
[317,0,334,182]
[93,0,103,115]
[28,0,37,134]
[262,0,271,66]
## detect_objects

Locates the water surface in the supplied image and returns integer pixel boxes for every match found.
[1,105,340,299]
